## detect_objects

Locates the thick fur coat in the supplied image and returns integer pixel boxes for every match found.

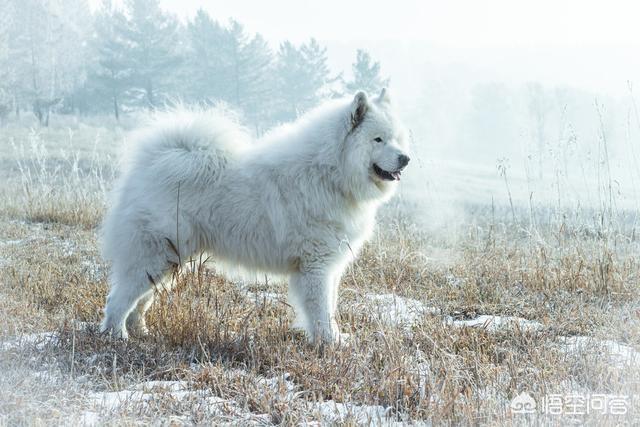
[100,90,410,343]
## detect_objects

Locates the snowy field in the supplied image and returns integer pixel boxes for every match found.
[0,124,639,425]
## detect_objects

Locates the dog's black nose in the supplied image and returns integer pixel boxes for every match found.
[398,154,410,168]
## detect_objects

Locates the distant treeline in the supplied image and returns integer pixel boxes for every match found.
[0,0,389,130]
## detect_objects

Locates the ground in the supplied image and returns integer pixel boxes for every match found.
[0,123,639,425]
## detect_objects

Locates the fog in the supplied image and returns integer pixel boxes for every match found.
[5,0,640,216]
[2,5,640,422]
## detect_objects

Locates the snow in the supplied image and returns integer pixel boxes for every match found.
[80,260,106,282]
[444,274,465,287]
[0,239,23,246]
[89,389,148,410]
[86,380,236,421]
[234,277,286,306]
[83,372,398,425]
[313,400,392,424]
[1,332,59,351]
[132,380,190,392]
[257,372,297,397]
[558,336,640,369]
[445,315,544,332]
[366,293,543,334]
[77,411,100,426]
[248,290,282,305]
[366,293,440,329]
[415,350,433,400]
[0,239,24,266]
[82,383,235,425]
[84,374,292,422]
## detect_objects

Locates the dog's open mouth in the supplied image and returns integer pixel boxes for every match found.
[373,163,401,181]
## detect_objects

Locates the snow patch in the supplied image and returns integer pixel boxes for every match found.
[445,315,543,332]
[81,260,106,282]
[366,294,439,329]
[558,336,640,369]
[257,372,297,397]
[86,373,295,422]
[365,293,543,334]
[87,381,227,411]
[313,400,392,424]
[77,410,100,426]
[1,332,59,351]
[132,380,191,393]
[0,239,23,246]
[248,290,282,305]
[445,274,465,287]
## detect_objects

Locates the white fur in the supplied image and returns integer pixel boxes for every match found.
[100,90,410,343]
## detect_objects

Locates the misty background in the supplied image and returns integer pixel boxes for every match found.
[2,0,640,223]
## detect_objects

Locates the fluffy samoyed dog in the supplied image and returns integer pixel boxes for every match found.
[100,89,410,343]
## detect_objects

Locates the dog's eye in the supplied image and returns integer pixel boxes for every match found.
[374,137,383,143]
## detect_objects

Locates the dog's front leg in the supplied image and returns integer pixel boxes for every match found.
[289,271,340,343]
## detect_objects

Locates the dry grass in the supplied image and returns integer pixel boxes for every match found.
[0,126,117,229]
[1,125,639,425]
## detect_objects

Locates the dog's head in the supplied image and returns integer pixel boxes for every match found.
[342,89,410,201]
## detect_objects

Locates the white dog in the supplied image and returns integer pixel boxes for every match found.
[100,89,410,343]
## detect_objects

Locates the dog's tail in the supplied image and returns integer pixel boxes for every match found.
[100,106,250,265]
[122,106,251,188]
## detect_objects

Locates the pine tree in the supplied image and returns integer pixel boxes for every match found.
[238,33,275,132]
[274,38,331,121]
[3,0,31,118]
[300,38,330,98]
[0,0,13,121]
[526,82,552,179]
[8,0,50,123]
[121,0,182,109]
[184,16,275,131]
[3,0,91,124]
[55,0,93,114]
[225,20,249,108]
[274,41,306,120]
[85,1,133,120]
[220,21,275,131]
[346,49,389,95]
[185,9,233,103]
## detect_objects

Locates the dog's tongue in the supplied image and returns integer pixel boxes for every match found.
[391,171,401,180]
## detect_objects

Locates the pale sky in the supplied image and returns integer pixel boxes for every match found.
[90,0,640,47]
[88,0,640,95]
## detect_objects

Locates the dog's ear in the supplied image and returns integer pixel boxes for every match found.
[377,87,391,105]
[350,91,369,130]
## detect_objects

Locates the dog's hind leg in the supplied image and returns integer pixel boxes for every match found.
[125,265,177,337]
[100,267,156,339]
[101,238,172,339]
[126,289,155,337]
[287,279,307,331]
[100,278,148,339]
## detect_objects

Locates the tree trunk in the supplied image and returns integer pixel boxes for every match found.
[13,92,20,119]
[33,99,43,125]
[113,95,119,122]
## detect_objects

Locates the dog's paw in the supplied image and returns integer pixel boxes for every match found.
[336,332,351,346]
[126,319,149,338]
[128,324,149,338]
[100,323,129,340]
[290,317,307,332]
[307,328,350,346]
